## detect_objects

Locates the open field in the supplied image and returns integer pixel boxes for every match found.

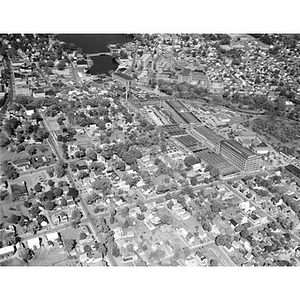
[0,148,30,165]
[29,247,77,266]
[72,131,92,147]
[11,170,48,191]
[0,142,53,165]
[44,116,60,131]
[0,258,24,266]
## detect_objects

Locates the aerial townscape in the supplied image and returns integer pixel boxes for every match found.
[1,33,300,267]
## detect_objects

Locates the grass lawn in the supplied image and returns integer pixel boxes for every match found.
[29,247,76,266]
[0,148,30,165]
[0,142,53,165]
[59,226,82,242]
[73,132,92,147]
[0,258,23,266]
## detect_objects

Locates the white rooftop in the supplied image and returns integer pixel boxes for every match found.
[27,237,40,250]
[46,232,59,242]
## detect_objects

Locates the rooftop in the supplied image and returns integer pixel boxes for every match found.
[285,165,300,178]
[194,125,224,144]
[166,100,186,112]
[180,112,201,124]
[221,139,257,159]
[112,72,134,81]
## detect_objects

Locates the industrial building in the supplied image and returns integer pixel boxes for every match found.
[219,139,261,172]
[188,125,224,153]
[164,100,201,129]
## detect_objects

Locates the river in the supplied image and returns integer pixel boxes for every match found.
[57,34,133,75]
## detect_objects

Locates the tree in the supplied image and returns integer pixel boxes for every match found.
[9,214,20,224]
[34,183,43,193]
[55,160,67,178]
[203,177,210,184]
[53,187,63,198]
[44,201,56,211]
[204,164,214,173]
[17,247,33,261]
[83,244,93,253]
[109,215,116,224]
[46,167,54,177]
[95,242,107,257]
[70,208,83,228]
[190,177,198,186]
[67,187,79,200]
[156,184,168,194]
[86,150,97,161]
[110,208,117,217]
[33,128,49,142]
[90,162,106,173]
[91,178,112,192]
[111,245,121,258]
[210,167,220,179]
[2,162,19,180]
[23,200,32,208]
[115,160,126,171]
[137,213,145,221]
[210,201,223,213]
[0,190,10,202]
[184,155,198,168]
[30,204,41,219]
[0,133,10,148]
[60,198,67,207]
[215,234,230,246]
[210,259,218,266]
[48,179,55,187]
[57,60,66,70]
[64,239,76,253]
[165,192,172,201]
[120,206,130,218]
[167,200,174,209]
[154,158,163,166]
[160,215,173,225]
[69,161,77,172]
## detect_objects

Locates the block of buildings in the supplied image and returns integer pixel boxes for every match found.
[220,139,260,172]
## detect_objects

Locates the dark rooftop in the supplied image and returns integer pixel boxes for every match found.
[113,72,134,81]
[221,139,257,159]
[179,112,201,124]
[195,126,224,144]
[285,164,300,178]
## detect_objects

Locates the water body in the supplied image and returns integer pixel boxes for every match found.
[57,34,133,75]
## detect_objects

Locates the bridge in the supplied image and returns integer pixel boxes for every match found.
[86,52,111,57]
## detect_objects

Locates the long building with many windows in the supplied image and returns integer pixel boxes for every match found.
[188,125,224,153]
[220,139,261,172]
[164,100,201,129]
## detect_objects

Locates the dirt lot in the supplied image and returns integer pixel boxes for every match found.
[44,116,61,132]
[29,246,77,266]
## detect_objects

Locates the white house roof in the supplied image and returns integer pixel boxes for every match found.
[46,232,59,242]
[27,237,40,249]
[0,245,15,255]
